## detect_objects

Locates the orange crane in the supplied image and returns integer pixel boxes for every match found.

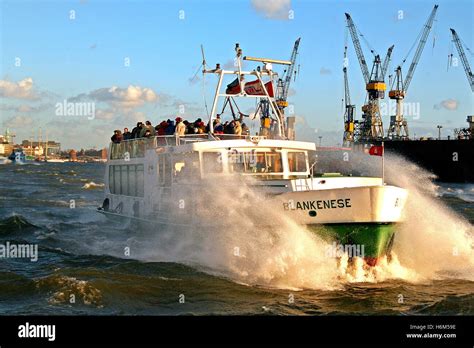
[342,46,355,145]
[345,13,394,142]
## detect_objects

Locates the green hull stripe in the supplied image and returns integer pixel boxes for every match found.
[306,223,396,259]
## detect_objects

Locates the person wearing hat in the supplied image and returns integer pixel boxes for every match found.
[131,122,143,138]
[175,117,186,136]
[111,129,123,143]
[140,120,155,137]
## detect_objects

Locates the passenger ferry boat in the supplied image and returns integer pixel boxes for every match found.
[98,43,408,265]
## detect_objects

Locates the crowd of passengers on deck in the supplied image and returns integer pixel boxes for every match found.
[111,116,250,143]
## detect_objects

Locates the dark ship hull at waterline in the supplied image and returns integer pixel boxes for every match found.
[378,139,473,183]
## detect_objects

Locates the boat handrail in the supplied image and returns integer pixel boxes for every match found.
[109,134,271,160]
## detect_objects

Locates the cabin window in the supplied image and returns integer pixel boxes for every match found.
[228,150,283,174]
[121,165,128,195]
[202,152,223,173]
[158,156,164,186]
[114,164,121,194]
[158,154,172,186]
[173,153,200,182]
[108,164,144,197]
[128,165,137,196]
[256,152,282,173]
[227,150,250,173]
[136,164,144,197]
[108,166,114,192]
[288,152,307,172]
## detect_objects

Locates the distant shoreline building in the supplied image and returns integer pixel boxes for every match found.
[0,129,14,156]
[21,140,61,156]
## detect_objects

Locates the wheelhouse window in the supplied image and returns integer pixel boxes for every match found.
[288,152,307,172]
[228,150,283,174]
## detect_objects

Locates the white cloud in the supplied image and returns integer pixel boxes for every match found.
[2,115,34,127]
[88,85,158,109]
[0,77,38,100]
[433,99,459,111]
[251,0,291,20]
[95,108,115,120]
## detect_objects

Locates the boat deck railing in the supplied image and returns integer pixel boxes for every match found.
[109,134,266,160]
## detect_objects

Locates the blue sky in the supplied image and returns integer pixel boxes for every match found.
[1,0,473,149]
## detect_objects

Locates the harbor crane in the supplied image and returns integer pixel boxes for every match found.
[382,45,395,82]
[345,13,394,141]
[342,46,356,146]
[276,37,301,112]
[450,28,473,140]
[450,28,474,92]
[387,5,439,140]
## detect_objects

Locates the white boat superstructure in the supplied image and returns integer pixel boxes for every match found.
[98,42,408,265]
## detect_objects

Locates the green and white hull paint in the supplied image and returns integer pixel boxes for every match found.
[267,178,407,265]
[312,223,396,266]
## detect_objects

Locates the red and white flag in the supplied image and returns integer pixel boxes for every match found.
[369,145,384,156]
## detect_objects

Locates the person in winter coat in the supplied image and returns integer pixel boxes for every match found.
[111,130,123,143]
[140,120,155,137]
[213,119,224,134]
[122,128,132,140]
[234,121,242,136]
[187,121,197,134]
[224,121,235,134]
[174,117,186,136]
[156,120,168,136]
[197,121,206,134]
[165,120,175,135]
[131,122,143,138]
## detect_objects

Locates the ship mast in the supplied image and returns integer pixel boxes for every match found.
[204,43,291,138]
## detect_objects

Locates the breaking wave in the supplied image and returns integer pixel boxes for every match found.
[97,153,473,290]
[82,181,105,190]
[371,154,473,282]
[436,184,474,203]
[6,155,470,291]
[35,274,103,307]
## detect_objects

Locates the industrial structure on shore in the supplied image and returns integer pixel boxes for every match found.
[339,4,473,182]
